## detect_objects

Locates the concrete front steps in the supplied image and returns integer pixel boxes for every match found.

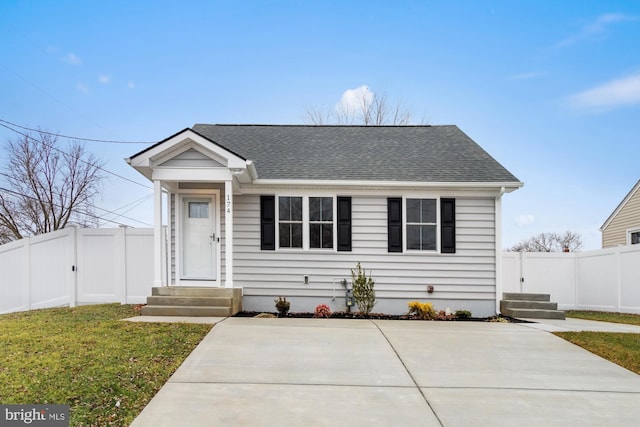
[141,287,242,317]
[500,292,565,320]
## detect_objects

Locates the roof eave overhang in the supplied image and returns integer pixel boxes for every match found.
[246,179,523,192]
[126,128,249,182]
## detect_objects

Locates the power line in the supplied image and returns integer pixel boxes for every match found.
[0,170,153,227]
[0,122,152,189]
[0,185,132,228]
[0,118,156,144]
[93,194,153,227]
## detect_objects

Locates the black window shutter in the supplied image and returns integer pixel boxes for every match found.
[337,196,352,251]
[387,197,403,252]
[440,198,456,253]
[260,196,275,250]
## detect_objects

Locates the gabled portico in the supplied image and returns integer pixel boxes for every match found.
[127,128,257,289]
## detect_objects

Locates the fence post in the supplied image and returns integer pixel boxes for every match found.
[24,237,31,311]
[69,227,77,308]
[616,246,622,312]
[118,226,128,304]
[573,252,579,310]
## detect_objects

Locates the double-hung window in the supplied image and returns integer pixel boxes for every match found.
[309,197,333,249]
[406,198,437,251]
[278,196,303,248]
[387,197,456,253]
[261,195,351,251]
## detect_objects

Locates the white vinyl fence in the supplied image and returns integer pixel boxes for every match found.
[0,227,161,314]
[3,227,639,315]
[502,245,640,314]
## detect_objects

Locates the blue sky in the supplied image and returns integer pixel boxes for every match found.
[1,0,639,250]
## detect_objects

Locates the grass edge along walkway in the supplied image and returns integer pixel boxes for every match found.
[556,311,640,375]
[0,304,212,427]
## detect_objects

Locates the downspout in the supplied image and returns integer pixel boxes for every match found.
[495,186,506,315]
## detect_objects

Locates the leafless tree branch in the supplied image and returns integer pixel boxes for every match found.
[507,231,583,252]
[0,130,104,243]
[304,88,420,126]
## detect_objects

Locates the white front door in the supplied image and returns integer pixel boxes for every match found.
[181,197,217,281]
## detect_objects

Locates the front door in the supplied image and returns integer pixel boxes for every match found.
[181,197,217,281]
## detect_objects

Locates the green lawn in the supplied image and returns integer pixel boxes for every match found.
[0,304,211,427]
[566,310,640,327]
[556,311,640,375]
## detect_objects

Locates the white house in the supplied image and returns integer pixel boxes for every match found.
[127,125,522,317]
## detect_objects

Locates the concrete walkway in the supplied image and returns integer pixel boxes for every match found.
[130,318,640,427]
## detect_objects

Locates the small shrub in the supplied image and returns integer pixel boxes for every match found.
[455,309,472,319]
[274,297,290,317]
[408,301,437,320]
[351,262,376,315]
[487,315,509,323]
[314,304,332,318]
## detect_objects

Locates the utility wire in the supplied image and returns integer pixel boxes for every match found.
[0,122,152,189]
[0,171,153,227]
[0,118,156,144]
[0,185,131,228]
[94,194,153,227]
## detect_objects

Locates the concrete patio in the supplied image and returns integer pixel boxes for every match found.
[130,317,640,427]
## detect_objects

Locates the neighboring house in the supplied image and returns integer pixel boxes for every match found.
[600,179,640,248]
[127,125,522,317]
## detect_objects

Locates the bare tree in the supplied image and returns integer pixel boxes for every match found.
[0,130,104,243]
[508,231,583,252]
[305,87,416,125]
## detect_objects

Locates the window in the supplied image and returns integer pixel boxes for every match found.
[406,198,437,250]
[279,197,303,248]
[260,195,352,251]
[309,197,333,248]
[188,202,209,218]
[387,197,456,253]
[631,231,640,245]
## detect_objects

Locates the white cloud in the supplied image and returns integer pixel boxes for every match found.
[98,74,111,84]
[127,81,135,89]
[336,85,374,115]
[516,214,535,226]
[62,53,82,65]
[76,82,89,94]
[568,73,640,112]
[554,13,636,48]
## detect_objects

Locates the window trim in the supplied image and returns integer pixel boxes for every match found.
[627,228,640,245]
[275,195,337,251]
[403,196,440,253]
[309,196,335,249]
[277,196,304,249]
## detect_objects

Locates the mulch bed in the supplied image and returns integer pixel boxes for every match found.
[233,311,529,323]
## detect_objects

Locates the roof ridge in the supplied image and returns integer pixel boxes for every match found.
[193,123,450,128]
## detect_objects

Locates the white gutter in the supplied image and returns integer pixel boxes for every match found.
[249,179,523,191]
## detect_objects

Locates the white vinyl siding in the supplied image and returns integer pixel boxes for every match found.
[159,148,225,168]
[228,194,496,302]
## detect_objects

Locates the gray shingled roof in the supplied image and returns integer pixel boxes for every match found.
[191,124,520,183]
